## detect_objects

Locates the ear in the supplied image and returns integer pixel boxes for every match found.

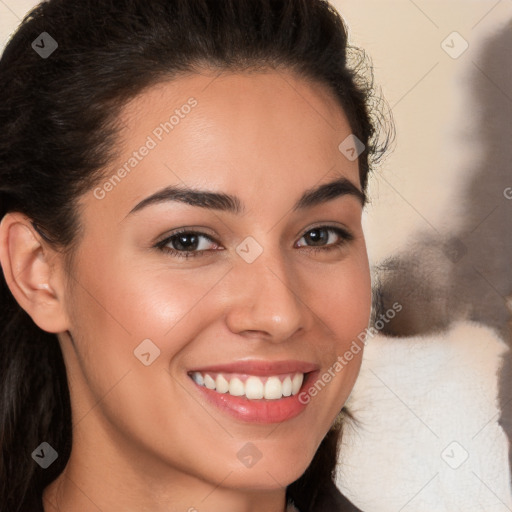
[0,212,71,333]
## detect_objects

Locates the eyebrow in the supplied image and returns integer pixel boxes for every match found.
[126,176,366,218]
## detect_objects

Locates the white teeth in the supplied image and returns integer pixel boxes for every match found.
[204,374,216,389]
[245,376,264,399]
[215,374,229,393]
[228,377,245,396]
[191,371,305,400]
[191,371,204,386]
[264,376,283,399]
[292,373,304,395]
[282,376,292,397]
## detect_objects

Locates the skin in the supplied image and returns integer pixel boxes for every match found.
[0,69,372,512]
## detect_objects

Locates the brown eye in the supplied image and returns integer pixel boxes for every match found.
[171,233,201,251]
[156,230,220,259]
[296,226,353,251]
[302,228,330,246]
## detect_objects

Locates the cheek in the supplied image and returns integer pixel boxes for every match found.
[63,247,232,417]
[307,252,372,347]
[298,251,372,414]
[71,249,230,350]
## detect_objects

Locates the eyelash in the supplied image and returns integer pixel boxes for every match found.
[154,226,354,260]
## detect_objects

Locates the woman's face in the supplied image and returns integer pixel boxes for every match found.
[55,69,372,506]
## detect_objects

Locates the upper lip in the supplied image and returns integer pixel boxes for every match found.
[188,359,319,376]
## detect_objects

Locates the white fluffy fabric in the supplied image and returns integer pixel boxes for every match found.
[336,320,512,511]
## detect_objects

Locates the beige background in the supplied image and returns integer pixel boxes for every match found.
[331,0,512,264]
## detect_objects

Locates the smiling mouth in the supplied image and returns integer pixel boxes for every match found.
[188,371,310,400]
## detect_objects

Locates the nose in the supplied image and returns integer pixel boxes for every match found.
[224,247,311,342]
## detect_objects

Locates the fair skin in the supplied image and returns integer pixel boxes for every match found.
[0,69,371,512]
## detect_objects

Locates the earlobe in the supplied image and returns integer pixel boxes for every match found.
[0,212,70,334]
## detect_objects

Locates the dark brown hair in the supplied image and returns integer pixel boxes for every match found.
[0,1,393,510]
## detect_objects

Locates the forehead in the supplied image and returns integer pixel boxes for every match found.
[86,69,361,220]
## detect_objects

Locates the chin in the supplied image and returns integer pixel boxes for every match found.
[221,453,313,491]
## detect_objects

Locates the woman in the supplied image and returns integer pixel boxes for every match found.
[0,1,393,511]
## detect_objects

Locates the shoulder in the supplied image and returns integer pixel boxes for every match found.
[316,479,363,511]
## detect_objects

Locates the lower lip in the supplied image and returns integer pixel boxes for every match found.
[189,371,319,424]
